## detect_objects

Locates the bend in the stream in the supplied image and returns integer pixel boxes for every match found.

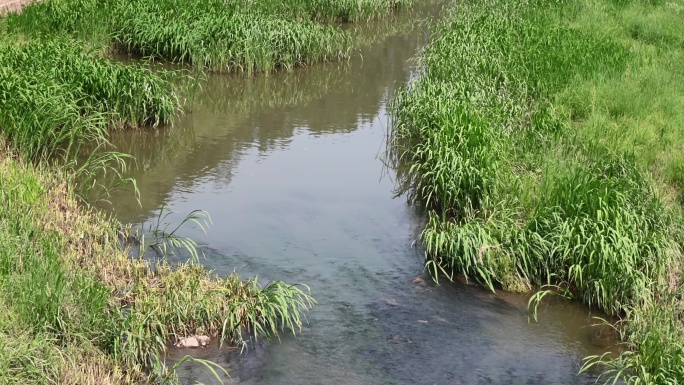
[100,4,618,384]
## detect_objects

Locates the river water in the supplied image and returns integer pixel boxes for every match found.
[101,4,615,384]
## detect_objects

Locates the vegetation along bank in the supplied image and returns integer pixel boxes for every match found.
[0,0,412,382]
[390,0,684,382]
[4,0,412,72]
[0,38,313,385]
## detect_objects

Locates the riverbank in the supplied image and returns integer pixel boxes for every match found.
[390,0,684,382]
[0,0,421,381]
[0,35,315,378]
[0,0,374,381]
[4,0,412,73]
[0,145,314,383]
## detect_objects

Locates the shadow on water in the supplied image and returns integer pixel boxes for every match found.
[98,3,620,384]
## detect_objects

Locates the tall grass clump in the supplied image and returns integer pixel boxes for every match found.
[0,146,314,383]
[391,0,684,382]
[0,38,177,159]
[5,0,411,73]
[244,0,413,22]
[5,0,415,72]
[4,0,114,42]
[110,0,351,72]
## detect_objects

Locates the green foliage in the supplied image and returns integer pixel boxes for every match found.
[390,0,684,382]
[0,37,177,160]
[0,153,315,383]
[582,300,684,384]
[5,0,412,72]
[113,265,314,369]
[110,0,350,72]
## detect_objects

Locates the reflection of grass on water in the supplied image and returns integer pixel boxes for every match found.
[250,0,413,22]
[390,0,684,383]
[102,4,436,213]
[192,64,350,116]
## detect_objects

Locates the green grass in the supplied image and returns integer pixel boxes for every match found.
[0,37,177,160]
[0,8,318,382]
[0,0,417,382]
[109,0,351,72]
[0,148,314,383]
[389,0,684,383]
[4,0,412,72]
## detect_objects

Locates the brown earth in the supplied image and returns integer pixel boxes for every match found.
[0,0,33,14]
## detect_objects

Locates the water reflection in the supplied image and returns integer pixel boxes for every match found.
[99,3,617,384]
[101,13,428,223]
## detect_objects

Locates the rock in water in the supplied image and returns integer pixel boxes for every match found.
[176,336,199,348]
[197,335,211,347]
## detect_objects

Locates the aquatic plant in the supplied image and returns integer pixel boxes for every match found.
[390,0,684,382]
[0,38,177,159]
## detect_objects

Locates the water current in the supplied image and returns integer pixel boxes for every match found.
[101,4,616,384]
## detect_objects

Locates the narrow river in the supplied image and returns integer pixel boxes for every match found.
[101,4,614,384]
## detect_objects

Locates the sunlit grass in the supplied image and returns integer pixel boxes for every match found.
[0,147,315,383]
[0,37,177,160]
[390,0,684,383]
[5,0,413,72]
[110,0,351,73]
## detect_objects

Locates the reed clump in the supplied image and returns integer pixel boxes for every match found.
[110,0,351,72]
[0,37,177,159]
[390,0,684,382]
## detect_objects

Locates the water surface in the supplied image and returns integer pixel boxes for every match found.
[103,5,615,384]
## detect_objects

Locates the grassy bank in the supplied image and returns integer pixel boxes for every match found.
[0,37,176,160]
[390,0,684,382]
[0,12,315,383]
[5,0,412,72]
[109,0,349,72]
[0,148,313,383]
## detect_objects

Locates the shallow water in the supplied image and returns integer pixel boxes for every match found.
[102,5,616,384]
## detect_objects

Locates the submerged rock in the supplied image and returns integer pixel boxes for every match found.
[197,335,211,346]
[590,324,617,348]
[176,335,211,348]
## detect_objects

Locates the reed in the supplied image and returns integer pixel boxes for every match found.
[0,38,177,159]
[390,0,684,382]
[0,147,314,383]
[110,0,351,72]
[4,0,412,72]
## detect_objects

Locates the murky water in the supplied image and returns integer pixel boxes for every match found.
[101,4,616,384]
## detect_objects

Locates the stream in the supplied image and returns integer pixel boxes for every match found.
[100,4,615,384]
